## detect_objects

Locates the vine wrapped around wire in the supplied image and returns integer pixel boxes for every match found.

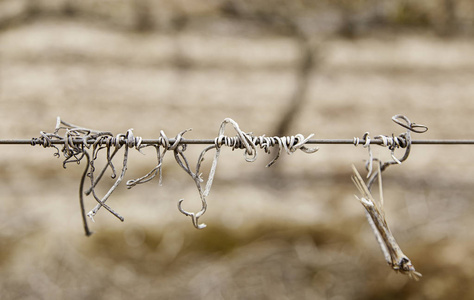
[32,117,318,235]
[175,118,318,229]
[352,115,428,279]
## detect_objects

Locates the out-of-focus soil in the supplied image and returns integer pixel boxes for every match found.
[1,16,474,300]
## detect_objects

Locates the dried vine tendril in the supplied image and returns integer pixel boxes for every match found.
[353,114,428,189]
[32,118,144,235]
[352,115,428,279]
[176,118,318,229]
[32,117,318,234]
[25,114,442,280]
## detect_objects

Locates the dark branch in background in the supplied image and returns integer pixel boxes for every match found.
[220,0,319,138]
[132,0,154,32]
[440,0,457,36]
[275,33,316,137]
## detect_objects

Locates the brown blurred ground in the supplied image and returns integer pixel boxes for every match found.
[1,1,474,299]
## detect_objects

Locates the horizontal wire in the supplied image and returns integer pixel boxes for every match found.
[2,138,474,145]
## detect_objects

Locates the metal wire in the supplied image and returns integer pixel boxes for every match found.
[2,115,472,236]
[2,138,474,145]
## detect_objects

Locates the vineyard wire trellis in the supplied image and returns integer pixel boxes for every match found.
[1,113,472,279]
[4,138,474,145]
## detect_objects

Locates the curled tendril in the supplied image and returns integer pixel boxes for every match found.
[353,114,428,190]
[351,115,427,279]
[214,117,318,167]
[33,117,146,235]
[175,118,318,229]
[34,116,320,233]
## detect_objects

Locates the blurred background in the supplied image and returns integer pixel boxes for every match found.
[1,0,474,299]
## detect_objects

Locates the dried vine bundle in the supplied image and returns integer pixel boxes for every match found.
[352,164,422,280]
[351,115,427,280]
[31,117,318,235]
[27,114,428,280]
